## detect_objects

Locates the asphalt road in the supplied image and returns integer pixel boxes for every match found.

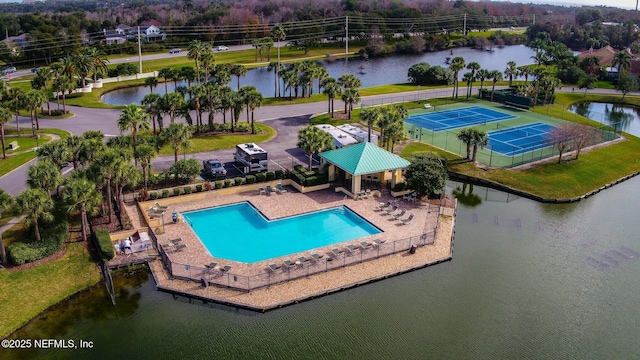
[0,85,631,196]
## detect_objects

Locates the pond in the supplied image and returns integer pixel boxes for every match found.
[8,176,640,359]
[569,102,640,137]
[101,45,536,106]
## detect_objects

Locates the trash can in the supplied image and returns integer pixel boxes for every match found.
[409,244,417,254]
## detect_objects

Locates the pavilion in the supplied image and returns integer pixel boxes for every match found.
[319,142,411,198]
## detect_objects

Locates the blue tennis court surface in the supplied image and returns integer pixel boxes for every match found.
[406,106,516,132]
[488,122,556,156]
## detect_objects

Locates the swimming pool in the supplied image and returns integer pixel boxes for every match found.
[182,202,382,263]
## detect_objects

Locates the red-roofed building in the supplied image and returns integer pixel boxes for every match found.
[578,45,618,67]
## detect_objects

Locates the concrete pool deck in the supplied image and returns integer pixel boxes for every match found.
[118,185,456,311]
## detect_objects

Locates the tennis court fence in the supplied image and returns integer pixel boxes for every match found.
[405,121,621,168]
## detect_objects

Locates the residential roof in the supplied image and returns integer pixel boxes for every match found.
[578,45,618,66]
[319,142,410,175]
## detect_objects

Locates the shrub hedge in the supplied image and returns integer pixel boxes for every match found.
[234,177,243,186]
[245,175,256,184]
[95,228,115,260]
[256,173,266,182]
[195,184,203,192]
[266,172,275,181]
[183,186,192,194]
[161,190,169,198]
[149,192,158,200]
[7,221,69,265]
[215,180,223,189]
[173,188,181,196]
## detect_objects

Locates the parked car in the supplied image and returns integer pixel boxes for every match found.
[31,67,38,73]
[203,159,227,179]
[169,48,182,54]
[2,66,17,74]
[216,45,229,51]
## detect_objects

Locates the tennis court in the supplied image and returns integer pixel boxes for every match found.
[406,106,516,132]
[488,122,557,157]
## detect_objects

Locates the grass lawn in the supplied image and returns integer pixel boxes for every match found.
[157,124,276,156]
[398,92,640,199]
[0,242,101,338]
[0,128,70,177]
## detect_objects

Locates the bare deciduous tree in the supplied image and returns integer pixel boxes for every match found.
[547,124,573,163]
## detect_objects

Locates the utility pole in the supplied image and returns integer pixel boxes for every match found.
[463,13,467,36]
[533,14,536,26]
[137,26,142,74]
[345,16,349,55]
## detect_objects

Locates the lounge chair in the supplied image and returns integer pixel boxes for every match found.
[400,214,414,225]
[298,256,309,264]
[360,241,372,248]
[372,239,386,246]
[330,248,343,257]
[346,244,360,253]
[266,184,276,195]
[276,183,287,193]
[310,253,324,262]
[283,259,295,268]
[220,265,231,273]
[374,201,392,211]
[205,262,218,269]
[268,263,281,271]
[392,209,407,220]
[382,205,398,215]
[148,208,165,215]
[155,201,169,210]
[258,186,265,195]
[170,238,183,245]
[173,244,187,252]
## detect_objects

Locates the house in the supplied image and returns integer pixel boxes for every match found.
[129,25,166,41]
[578,45,618,67]
[103,29,128,45]
[1,33,28,56]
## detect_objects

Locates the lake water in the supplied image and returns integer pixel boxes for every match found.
[8,176,640,359]
[569,102,640,137]
[102,45,536,105]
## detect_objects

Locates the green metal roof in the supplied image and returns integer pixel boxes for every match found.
[319,142,411,175]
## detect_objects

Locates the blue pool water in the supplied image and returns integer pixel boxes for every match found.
[182,202,382,263]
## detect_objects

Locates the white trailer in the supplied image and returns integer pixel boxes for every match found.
[234,143,268,173]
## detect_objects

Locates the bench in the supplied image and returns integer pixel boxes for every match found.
[7,141,18,151]
[423,103,432,109]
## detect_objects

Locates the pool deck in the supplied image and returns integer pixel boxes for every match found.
[117,186,456,311]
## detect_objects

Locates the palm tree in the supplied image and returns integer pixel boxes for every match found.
[27,159,62,197]
[612,50,632,74]
[489,70,503,102]
[6,88,23,136]
[181,66,197,87]
[65,135,84,170]
[189,84,207,133]
[73,52,93,88]
[23,89,46,133]
[477,69,490,96]
[0,107,12,159]
[470,129,488,162]
[134,144,156,190]
[161,92,185,124]
[230,64,248,90]
[90,149,125,221]
[33,67,53,115]
[360,107,382,143]
[144,76,158,93]
[63,177,102,242]
[449,56,465,99]
[141,93,162,134]
[0,189,13,264]
[36,141,69,169]
[504,60,517,87]
[52,75,73,114]
[157,67,175,94]
[462,72,474,99]
[267,61,281,97]
[341,88,361,119]
[238,85,256,122]
[466,62,480,98]
[337,73,362,90]
[200,51,215,83]
[271,23,286,97]
[16,188,54,242]
[161,123,193,164]
[245,89,264,134]
[86,48,109,84]
[321,78,341,118]
[187,40,206,83]
[456,128,474,160]
[118,103,151,153]
[297,125,334,170]
[58,56,76,79]
[113,162,141,211]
